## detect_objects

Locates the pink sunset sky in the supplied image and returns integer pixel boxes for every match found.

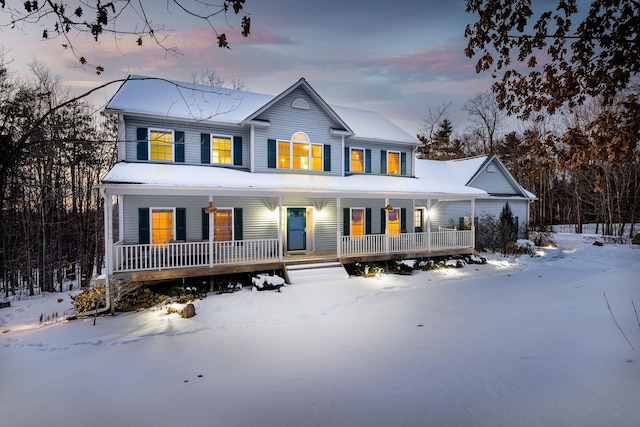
[1,0,503,136]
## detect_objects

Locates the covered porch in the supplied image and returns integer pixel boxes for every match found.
[100,163,485,281]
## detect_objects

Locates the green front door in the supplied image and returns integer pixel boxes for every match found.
[287,208,306,251]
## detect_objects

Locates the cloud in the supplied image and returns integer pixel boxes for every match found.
[362,44,478,83]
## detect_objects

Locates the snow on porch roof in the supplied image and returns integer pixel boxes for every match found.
[105,75,418,144]
[414,156,490,186]
[100,162,487,199]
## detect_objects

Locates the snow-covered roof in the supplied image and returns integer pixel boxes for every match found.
[415,156,489,187]
[415,155,536,199]
[105,75,418,144]
[332,105,418,144]
[101,162,487,199]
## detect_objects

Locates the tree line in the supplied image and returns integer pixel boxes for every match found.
[0,58,116,297]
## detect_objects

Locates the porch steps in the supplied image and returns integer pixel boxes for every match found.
[284,262,349,284]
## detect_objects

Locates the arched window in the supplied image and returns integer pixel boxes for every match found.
[291,131,309,143]
[278,132,323,171]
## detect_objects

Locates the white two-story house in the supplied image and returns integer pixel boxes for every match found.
[99,75,533,285]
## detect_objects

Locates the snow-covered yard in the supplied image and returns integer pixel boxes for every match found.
[1,233,639,427]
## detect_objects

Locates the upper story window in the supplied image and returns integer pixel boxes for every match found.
[387,151,400,175]
[278,132,323,171]
[212,135,233,165]
[350,148,365,173]
[136,127,184,162]
[150,129,174,161]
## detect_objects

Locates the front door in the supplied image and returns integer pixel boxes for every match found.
[287,208,307,251]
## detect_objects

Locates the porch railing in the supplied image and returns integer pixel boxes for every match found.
[112,230,473,273]
[342,230,473,257]
[113,239,279,273]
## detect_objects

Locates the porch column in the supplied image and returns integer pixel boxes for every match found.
[117,195,124,242]
[336,197,341,257]
[208,196,214,268]
[427,199,432,252]
[471,198,476,250]
[249,124,255,173]
[102,189,114,314]
[278,196,283,262]
[384,197,390,254]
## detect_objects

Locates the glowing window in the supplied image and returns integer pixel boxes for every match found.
[351,148,364,173]
[292,142,309,170]
[388,151,400,175]
[291,132,309,143]
[212,135,232,164]
[278,141,291,168]
[351,208,365,236]
[278,132,323,171]
[151,209,174,246]
[150,130,173,161]
[311,144,323,171]
[387,208,400,235]
[214,209,233,242]
[414,209,424,231]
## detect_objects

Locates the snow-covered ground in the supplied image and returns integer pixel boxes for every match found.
[1,233,639,427]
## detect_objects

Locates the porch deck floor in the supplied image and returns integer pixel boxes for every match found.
[112,247,474,284]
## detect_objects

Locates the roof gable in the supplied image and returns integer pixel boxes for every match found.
[245,78,352,134]
[414,155,536,199]
[466,155,535,198]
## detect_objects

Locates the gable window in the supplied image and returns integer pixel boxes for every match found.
[277,132,323,171]
[151,208,175,246]
[387,151,400,175]
[212,135,233,164]
[350,148,365,173]
[214,209,233,241]
[150,129,174,161]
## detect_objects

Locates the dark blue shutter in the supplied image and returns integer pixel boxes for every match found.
[459,217,465,230]
[323,144,331,171]
[381,150,387,174]
[234,208,243,240]
[233,136,242,166]
[268,139,277,168]
[401,152,407,175]
[380,208,386,234]
[343,208,350,236]
[136,128,148,160]
[401,208,407,232]
[138,208,150,244]
[365,208,372,235]
[175,131,185,163]
[201,133,210,164]
[176,208,186,241]
[365,149,372,173]
[201,208,209,240]
[344,147,350,172]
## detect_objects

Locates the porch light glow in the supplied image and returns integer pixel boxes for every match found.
[205,201,218,214]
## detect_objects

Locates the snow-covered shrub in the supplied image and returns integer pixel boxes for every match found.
[387,260,414,275]
[252,274,285,291]
[503,239,536,256]
[527,223,556,247]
